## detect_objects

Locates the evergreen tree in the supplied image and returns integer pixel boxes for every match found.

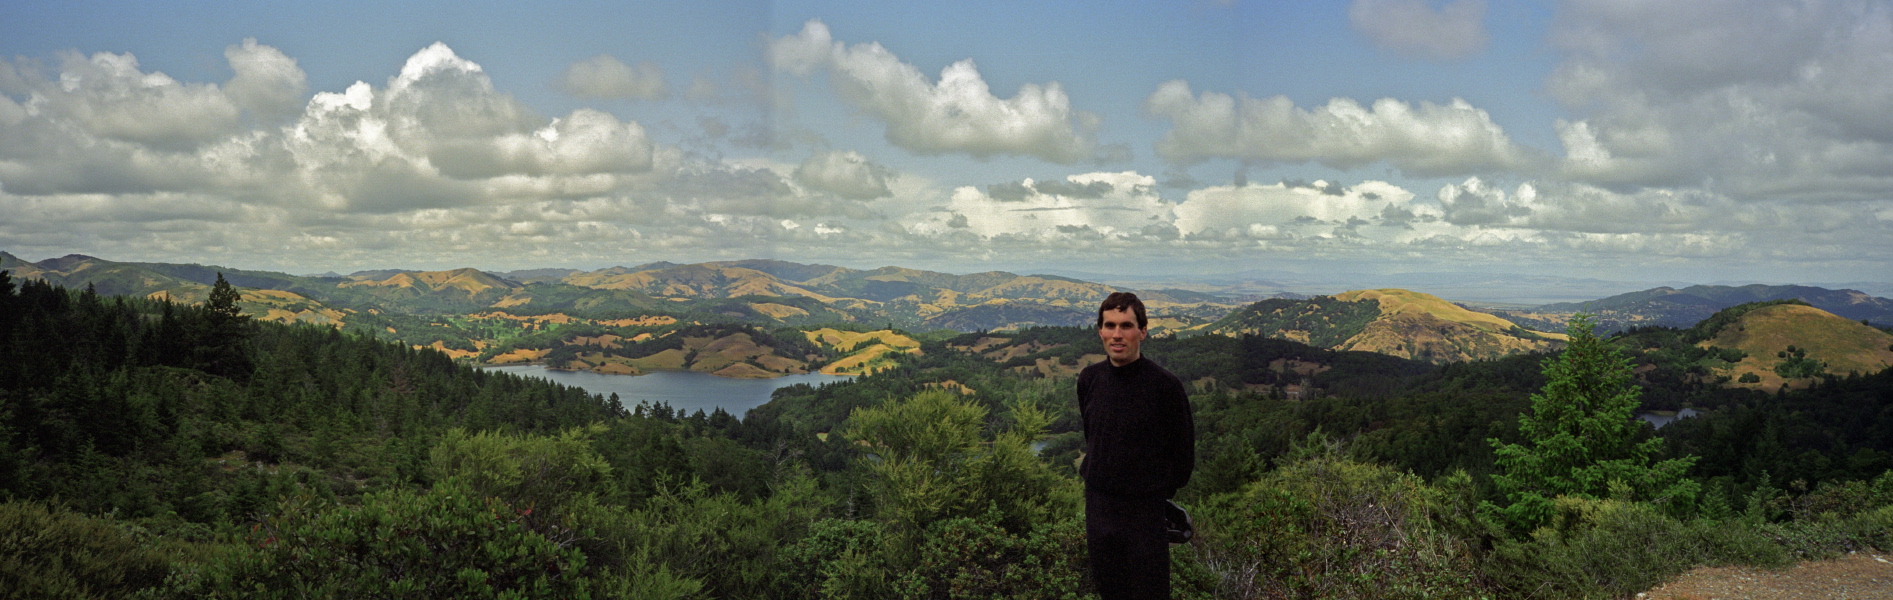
[1485,314,1699,532]
[194,273,254,380]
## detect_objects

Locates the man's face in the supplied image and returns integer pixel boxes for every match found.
[1098,307,1146,366]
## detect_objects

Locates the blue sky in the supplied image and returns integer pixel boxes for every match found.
[2,0,1888,295]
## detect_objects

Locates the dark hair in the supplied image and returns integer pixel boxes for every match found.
[1097,291,1147,329]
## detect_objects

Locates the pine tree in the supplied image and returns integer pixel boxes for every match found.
[1485,314,1700,532]
[193,273,254,379]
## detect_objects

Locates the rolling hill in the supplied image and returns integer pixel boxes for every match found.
[1697,302,1893,390]
[1199,289,1565,363]
[10,251,1883,376]
[550,260,1247,332]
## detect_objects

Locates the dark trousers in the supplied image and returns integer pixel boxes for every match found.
[1085,488,1170,600]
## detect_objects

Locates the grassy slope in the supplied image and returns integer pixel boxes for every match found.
[1332,289,1565,363]
[1708,303,1893,390]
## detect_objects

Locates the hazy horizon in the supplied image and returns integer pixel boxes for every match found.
[3,1,1890,287]
[9,248,1890,306]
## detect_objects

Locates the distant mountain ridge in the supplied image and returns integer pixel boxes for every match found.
[0,252,1251,338]
[1495,284,1893,333]
[545,260,1245,331]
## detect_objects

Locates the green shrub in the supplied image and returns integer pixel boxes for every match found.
[606,475,823,599]
[894,510,1090,600]
[1850,504,1893,550]
[0,501,171,600]
[427,426,613,514]
[1189,447,1488,599]
[1793,471,1893,519]
[776,510,1091,600]
[845,390,1080,539]
[154,480,598,599]
[1484,497,1788,600]
[777,518,895,600]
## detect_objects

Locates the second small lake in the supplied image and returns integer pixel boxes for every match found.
[480,365,853,418]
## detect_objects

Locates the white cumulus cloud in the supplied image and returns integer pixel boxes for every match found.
[1174,180,1427,236]
[1144,80,1529,176]
[24,50,248,150]
[769,19,1100,163]
[916,172,1166,239]
[223,38,309,123]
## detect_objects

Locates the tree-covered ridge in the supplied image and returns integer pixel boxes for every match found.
[0,271,624,520]
[1198,295,1381,346]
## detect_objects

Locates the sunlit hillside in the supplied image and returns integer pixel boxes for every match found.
[1706,303,1893,390]
[1200,288,1564,363]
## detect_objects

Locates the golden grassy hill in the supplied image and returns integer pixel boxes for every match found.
[1332,289,1565,363]
[804,328,922,375]
[341,268,518,295]
[240,289,354,327]
[1705,303,1893,390]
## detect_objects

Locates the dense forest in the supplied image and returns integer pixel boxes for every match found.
[4,272,1893,599]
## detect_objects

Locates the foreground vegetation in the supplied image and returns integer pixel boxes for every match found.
[3,272,1892,599]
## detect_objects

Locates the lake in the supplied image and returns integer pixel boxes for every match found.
[479,365,853,418]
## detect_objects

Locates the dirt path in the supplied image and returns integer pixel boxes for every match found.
[1638,552,1893,600]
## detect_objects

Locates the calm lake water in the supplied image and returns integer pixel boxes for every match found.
[479,365,852,417]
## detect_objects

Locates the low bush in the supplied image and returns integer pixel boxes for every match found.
[895,511,1090,600]
[1484,497,1788,600]
[153,480,598,599]
[0,500,171,599]
[1188,445,1489,599]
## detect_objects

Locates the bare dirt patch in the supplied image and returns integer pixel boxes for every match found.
[1640,553,1893,600]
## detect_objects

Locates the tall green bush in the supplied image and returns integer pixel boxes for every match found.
[845,390,1079,538]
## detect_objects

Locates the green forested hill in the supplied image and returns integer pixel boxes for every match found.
[1198,295,1382,346]
[0,272,624,518]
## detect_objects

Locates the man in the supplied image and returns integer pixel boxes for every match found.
[1077,292,1195,599]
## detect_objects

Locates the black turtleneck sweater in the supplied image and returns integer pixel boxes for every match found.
[1077,356,1194,498]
